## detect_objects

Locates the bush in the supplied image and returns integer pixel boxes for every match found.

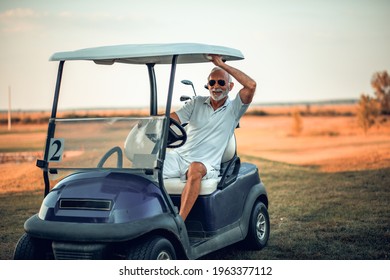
[356,94,380,134]
[371,71,390,114]
[291,110,303,136]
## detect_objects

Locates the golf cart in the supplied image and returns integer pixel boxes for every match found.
[14,43,269,260]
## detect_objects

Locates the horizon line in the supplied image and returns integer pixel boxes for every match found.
[0,98,358,113]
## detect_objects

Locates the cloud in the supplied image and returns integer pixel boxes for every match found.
[0,8,41,19]
[58,11,73,18]
[0,8,43,33]
[57,10,145,23]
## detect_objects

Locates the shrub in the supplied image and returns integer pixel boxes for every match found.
[371,71,390,114]
[356,94,380,134]
[291,110,303,136]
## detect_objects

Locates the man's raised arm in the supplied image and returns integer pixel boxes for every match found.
[209,55,256,104]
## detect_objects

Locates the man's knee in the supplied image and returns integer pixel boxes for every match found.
[187,162,207,180]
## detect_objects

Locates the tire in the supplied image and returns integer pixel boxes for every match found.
[13,233,51,260]
[244,202,270,250]
[127,235,176,260]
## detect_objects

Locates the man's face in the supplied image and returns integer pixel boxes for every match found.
[208,70,230,102]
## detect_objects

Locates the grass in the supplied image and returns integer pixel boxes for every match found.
[203,156,390,260]
[0,124,46,153]
[1,157,389,260]
[0,191,43,260]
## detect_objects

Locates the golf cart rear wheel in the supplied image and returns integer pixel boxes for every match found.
[13,233,51,260]
[127,235,176,260]
[245,201,270,250]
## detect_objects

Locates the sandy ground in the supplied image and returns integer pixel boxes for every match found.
[1,107,390,194]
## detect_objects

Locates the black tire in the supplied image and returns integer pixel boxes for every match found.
[127,235,176,260]
[244,202,270,250]
[13,233,51,260]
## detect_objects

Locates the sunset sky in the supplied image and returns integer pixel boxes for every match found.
[1,0,389,110]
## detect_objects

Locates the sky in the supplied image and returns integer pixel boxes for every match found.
[0,0,389,111]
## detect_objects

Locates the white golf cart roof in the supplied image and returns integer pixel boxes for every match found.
[49,43,244,65]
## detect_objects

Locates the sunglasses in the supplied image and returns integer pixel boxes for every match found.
[208,79,226,87]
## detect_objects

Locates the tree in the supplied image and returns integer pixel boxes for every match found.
[357,94,380,134]
[371,71,390,114]
[291,109,303,136]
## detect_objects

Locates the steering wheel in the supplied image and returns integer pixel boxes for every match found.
[167,118,187,148]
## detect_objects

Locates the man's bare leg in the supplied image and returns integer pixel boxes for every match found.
[179,162,206,221]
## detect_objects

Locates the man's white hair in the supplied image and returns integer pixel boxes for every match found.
[209,67,232,82]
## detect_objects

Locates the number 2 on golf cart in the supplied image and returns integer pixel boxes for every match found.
[48,138,64,162]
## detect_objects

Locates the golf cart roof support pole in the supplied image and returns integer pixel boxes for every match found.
[50,60,64,119]
[43,60,64,197]
[158,55,178,216]
[161,54,178,161]
[165,55,178,118]
[147,63,157,116]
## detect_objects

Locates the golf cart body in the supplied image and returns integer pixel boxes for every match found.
[14,43,269,260]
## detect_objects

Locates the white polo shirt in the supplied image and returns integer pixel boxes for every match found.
[172,93,249,173]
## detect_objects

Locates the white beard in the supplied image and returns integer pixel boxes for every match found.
[211,89,228,101]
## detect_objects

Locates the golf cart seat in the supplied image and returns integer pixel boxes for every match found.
[123,118,162,168]
[164,134,240,195]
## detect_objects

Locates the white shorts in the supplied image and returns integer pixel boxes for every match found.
[163,151,219,181]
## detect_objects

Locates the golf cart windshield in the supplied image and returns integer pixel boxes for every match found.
[46,116,165,178]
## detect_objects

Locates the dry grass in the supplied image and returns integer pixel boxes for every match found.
[203,157,390,260]
[2,158,389,260]
[236,109,390,173]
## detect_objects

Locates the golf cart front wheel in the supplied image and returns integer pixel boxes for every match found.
[245,201,270,250]
[127,235,176,260]
[13,233,52,260]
